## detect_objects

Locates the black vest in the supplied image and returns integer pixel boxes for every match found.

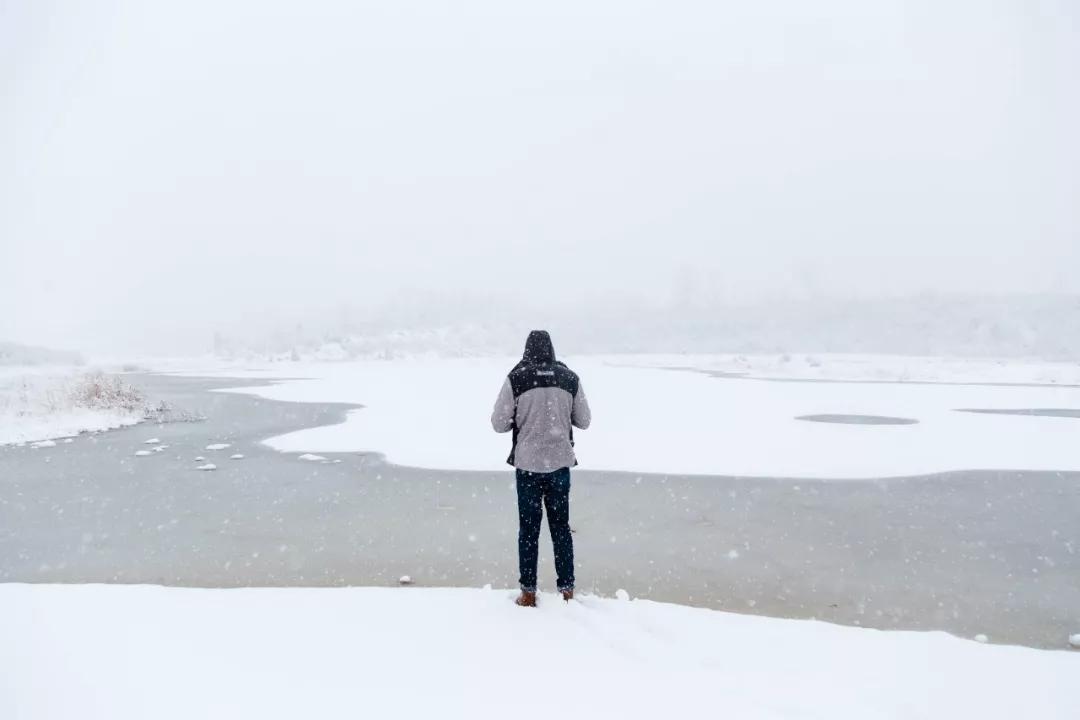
[505,360,579,466]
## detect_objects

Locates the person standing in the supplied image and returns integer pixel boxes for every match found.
[491,330,591,607]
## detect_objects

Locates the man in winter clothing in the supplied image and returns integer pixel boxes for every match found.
[491,330,591,607]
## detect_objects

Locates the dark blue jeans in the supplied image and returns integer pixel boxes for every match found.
[516,467,574,593]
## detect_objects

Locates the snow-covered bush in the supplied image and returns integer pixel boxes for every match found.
[67,372,144,413]
[0,371,148,445]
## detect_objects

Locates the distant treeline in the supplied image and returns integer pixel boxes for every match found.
[0,341,84,366]
[208,294,1080,361]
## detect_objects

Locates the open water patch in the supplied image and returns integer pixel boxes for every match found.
[796,414,919,426]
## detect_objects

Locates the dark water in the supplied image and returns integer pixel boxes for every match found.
[1,374,1078,650]
[796,414,919,425]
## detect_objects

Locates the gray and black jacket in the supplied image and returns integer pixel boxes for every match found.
[491,331,591,473]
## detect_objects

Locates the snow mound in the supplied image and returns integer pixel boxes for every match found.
[297,453,326,462]
[133,450,152,457]
[229,453,244,460]
[205,443,231,450]
[195,463,217,471]
[30,440,56,449]
[143,438,160,444]
[0,584,1075,720]
[1070,634,1080,649]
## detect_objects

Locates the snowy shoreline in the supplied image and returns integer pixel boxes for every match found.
[0,367,146,446]
[2,583,1076,720]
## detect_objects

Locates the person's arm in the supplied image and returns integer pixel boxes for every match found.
[491,378,515,433]
[571,383,591,429]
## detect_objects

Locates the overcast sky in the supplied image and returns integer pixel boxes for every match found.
[2,0,1078,354]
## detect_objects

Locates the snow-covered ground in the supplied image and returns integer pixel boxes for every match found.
[615,353,1080,386]
[0,367,145,445]
[1,584,1076,720]
[166,354,1080,478]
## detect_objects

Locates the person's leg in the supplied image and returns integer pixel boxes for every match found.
[516,469,543,593]
[543,467,575,593]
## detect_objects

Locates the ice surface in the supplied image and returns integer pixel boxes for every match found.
[2,584,1073,720]
[193,357,1080,478]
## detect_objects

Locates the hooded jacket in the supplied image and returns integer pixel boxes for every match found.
[490,331,591,473]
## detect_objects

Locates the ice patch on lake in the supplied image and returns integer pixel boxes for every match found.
[188,357,1080,478]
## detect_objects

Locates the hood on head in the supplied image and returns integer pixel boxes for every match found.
[523,330,555,364]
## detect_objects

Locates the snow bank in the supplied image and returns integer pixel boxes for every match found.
[183,356,1080,477]
[0,584,1074,720]
[0,368,145,445]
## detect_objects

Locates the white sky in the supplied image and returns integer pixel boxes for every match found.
[2,0,1078,354]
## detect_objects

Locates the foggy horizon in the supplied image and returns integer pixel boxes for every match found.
[3,0,1078,355]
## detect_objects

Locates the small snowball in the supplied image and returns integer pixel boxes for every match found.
[615,589,630,601]
[399,575,413,585]
[974,634,989,644]
[1069,634,1080,649]
[195,463,217,471]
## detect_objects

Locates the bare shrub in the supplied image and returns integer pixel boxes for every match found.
[68,372,145,413]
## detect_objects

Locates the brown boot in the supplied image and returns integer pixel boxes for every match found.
[515,590,537,607]
[561,589,574,601]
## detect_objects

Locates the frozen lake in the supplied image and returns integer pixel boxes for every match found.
[1,371,1077,649]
